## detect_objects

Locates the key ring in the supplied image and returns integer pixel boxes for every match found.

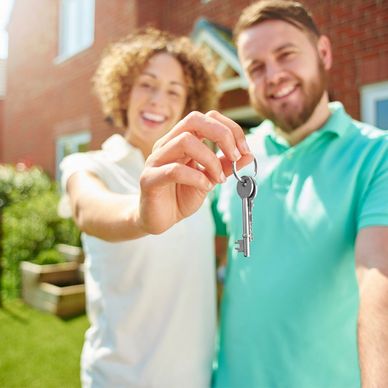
[232,157,258,183]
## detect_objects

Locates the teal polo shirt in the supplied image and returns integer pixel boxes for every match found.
[213,102,388,388]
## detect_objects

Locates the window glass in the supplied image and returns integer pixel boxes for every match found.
[58,0,95,60]
[376,99,388,130]
[56,132,91,181]
[361,81,388,130]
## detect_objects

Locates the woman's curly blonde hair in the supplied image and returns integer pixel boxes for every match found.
[93,27,219,128]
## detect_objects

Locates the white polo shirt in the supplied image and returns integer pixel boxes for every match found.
[60,134,216,388]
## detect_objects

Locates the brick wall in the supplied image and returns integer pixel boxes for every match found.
[3,0,137,175]
[157,0,388,119]
[0,58,6,162]
[305,0,388,119]
[2,0,388,175]
[0,99,3,161]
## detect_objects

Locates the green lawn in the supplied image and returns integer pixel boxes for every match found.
[0,299,89,388]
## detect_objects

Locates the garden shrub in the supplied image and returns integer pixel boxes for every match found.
[31,249,66,265]
[1,164,81,298]
[0,164,51,207]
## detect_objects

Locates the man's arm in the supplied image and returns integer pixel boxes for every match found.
[356,226,388,387]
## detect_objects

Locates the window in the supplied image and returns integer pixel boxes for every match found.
[360,81,388,130]
[56,132,91,181]
[57,0,95,62]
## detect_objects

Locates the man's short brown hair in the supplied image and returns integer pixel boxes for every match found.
[234,0,320,41]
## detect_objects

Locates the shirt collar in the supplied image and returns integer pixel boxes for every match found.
[254,101,351,149]
[321,101,350,137]
[101,134,145,164]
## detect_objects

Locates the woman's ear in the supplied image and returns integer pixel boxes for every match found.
[317,35,333,71]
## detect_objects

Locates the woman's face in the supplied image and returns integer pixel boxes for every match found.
[126,52,188,157]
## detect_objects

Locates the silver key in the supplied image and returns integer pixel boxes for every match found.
[235,176,257,257]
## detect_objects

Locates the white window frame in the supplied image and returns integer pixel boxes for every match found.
[56,131,91,181]
[55,0,95,63]
[360,81,388,129]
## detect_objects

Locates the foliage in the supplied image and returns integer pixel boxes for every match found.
[0,164,81,299]
[31,249,66,265]
[0,299,88,388]
[0,164,51,209]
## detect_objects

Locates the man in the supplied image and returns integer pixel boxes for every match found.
[138,1,388,386]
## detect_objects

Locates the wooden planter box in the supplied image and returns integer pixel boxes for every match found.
[56,244,84,263]
[20,261,85,319]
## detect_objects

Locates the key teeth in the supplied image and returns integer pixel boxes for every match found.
[235,240,244,252]
[235,239,250,258]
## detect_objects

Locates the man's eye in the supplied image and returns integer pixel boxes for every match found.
[280,51,294,60]
[249,65,264,77]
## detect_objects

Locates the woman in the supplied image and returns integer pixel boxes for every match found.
[60,28,219,387]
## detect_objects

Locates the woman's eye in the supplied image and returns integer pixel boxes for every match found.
[169,90,181,98]
[140,82,152,89]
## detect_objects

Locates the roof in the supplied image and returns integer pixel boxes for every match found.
[191,18,248,92]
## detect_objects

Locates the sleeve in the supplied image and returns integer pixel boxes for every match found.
[358,140,388,230]
[211,184,228,237]
[58,152,104,218]
[60,152,105,192]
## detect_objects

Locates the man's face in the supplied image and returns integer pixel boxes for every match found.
[237,20,329,133]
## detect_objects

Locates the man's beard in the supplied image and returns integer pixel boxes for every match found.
[250,60,328,133]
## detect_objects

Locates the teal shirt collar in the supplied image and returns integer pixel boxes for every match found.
[253,102,351,150]
[322,101,350,137]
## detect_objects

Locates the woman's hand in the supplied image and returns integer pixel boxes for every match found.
[138,110,253,234]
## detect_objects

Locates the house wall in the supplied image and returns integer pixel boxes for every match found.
[2,0,388,176]
[3,0,138,174]
[0,58,6,161]
[307,0,388,118]
[0,99,3,161]
[158,0,388,119]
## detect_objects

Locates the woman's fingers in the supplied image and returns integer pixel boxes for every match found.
[143,153,255,196]
[205,110,251,156]
[148,132,225,184]
[148,110,255,188]
[141,163,214,193]
[154,111,247,163]
[219,153,255,177]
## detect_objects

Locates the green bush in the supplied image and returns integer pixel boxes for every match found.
[0,164,51,208]
[0,164,81,299]
[31,249,66,265]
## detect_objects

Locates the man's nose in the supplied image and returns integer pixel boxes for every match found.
[265,62,285,85]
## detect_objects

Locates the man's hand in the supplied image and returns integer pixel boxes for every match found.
[138,110,253,234]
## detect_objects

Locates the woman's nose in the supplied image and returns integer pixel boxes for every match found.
[149,88,165,105]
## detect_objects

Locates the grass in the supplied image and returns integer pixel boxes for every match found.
[0,299,89,388]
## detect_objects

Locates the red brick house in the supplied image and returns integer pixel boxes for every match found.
[2,0,388,178]
[0,58,6,156]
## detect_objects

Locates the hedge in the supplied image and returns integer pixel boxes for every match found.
[0,164,81,299]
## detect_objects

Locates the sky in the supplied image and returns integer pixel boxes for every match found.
[0,0,15,58]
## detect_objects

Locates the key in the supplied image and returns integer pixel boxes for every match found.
[235,176,257,257]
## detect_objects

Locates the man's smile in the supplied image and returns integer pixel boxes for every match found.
[269,83,298,100]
